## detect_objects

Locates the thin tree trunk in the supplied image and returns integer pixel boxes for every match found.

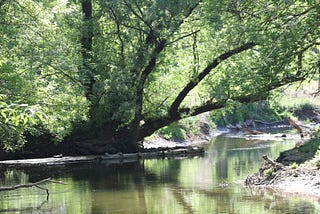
[81,0,95,100]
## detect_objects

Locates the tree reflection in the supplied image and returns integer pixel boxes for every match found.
[0,199,48,213]
[0,136,319,213]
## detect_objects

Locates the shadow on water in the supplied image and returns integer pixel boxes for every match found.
[0,135,319,213]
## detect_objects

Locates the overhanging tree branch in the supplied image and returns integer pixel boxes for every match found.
[169,42,256,116]
[42,62,83,87]
[139,74,305,140]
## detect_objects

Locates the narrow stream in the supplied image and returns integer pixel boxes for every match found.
[0,134,319,213]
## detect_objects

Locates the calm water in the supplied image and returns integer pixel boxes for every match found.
[0,135,319,214]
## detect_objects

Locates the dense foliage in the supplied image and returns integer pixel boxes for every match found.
[0,0,319,152]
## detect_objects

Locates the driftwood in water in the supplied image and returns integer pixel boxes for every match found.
[0,156,101,167]
[288,117,304,138]
[241,128,265,135]
[262,155,283,170]
[0,178,66,199]
[100,147,204,165]
[102,146,205,163]
[245,155,284,186]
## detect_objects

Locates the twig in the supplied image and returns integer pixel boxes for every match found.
[166,30,200,46]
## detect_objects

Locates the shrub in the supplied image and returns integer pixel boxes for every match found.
[158,123,186,141]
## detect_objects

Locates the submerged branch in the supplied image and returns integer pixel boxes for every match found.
[0,178,66,198]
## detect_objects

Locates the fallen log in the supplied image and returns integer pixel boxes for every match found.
[138,151,163,159]
[102,146,205,162]
[0,156,101,166]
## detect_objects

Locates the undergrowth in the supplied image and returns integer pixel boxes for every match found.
[157,117,201,141]
[209,100,291,127]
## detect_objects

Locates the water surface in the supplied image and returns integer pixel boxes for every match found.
[0,135,319,213]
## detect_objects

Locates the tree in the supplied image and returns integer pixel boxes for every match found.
[83,0,319,152]
[0,0,319,153]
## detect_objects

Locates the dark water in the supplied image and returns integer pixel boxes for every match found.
[0,135,319,213]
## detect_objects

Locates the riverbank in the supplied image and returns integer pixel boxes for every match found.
[272,161,320,197]
[147,116,320,198]
[245,138,320,198]
[245,159,320,198]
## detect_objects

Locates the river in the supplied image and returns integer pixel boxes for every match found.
[0,134,319,213]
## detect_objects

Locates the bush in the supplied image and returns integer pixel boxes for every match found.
[158,123,186,141]
[209,100,288,126]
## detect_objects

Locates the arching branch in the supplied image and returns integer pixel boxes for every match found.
[169,42,256,117]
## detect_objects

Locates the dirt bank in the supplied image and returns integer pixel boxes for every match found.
[245,155,320,198]
[272,162,320,197]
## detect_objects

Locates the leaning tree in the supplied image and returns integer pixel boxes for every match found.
[1,0,319,153]
[78,0,319,152]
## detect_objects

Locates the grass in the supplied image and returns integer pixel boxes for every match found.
[299,138,320,154]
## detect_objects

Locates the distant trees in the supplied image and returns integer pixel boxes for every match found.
[0,0,319,152]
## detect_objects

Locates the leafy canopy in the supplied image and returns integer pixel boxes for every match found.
[0,0,319,150]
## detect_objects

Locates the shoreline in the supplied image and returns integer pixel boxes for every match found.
[245,157,320,198]
[269,161,320,198]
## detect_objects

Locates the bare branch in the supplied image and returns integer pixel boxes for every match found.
[166,30,200,46]
[109,7,125,58]
[0,178,66,191]
[121,22,149,34]
[133,39,167,123]
[142,95,170,118]
[178,100,227,117]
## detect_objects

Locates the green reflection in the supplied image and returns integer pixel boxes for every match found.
[0,135,319,214]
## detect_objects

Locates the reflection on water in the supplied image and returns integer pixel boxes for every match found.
[0,135,319,213]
